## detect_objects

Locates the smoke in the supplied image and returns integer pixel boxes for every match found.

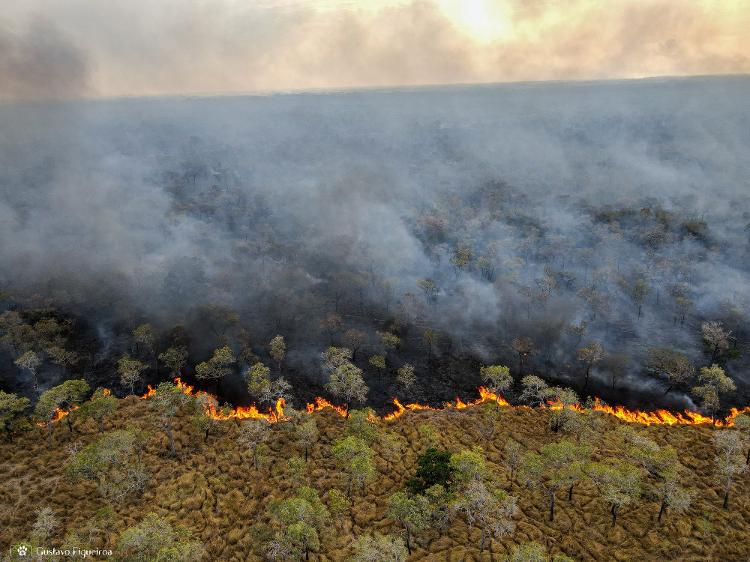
[0,76,749,409]
[0,17,88,100]
[1,0,749,99]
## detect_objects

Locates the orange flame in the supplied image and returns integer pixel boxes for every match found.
[306,396,349,418]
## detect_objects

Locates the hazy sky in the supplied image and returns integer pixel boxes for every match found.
[1,0,749,99]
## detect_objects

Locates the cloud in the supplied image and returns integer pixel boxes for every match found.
[1,0,748,99]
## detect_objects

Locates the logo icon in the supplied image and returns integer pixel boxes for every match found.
[17,545,28,556]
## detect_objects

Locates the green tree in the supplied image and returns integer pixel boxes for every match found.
[331,436,375,497]
[191,394,229,442]
[452,481,517,552]
[369,354,386,370]
[295,417,319,462]
[323,348,368,415]
[479,365,512,395]
[34,379,90,445]
[521,440,591,521]
[519,375,550,406]
[269,335,286,372]
[238,419,271,470]
[0,390,30,442]
[692,364,735,419]
[15,350,42,395]
[118,355,147,395]
[116,512,205,561]
[346,408,378,444]
[646,348,695,394]
[450,447,486,486]
[246,361,272,401]
[268,487,330,561]
[396,363,416,393]
[159,346,188,377]
[67,428,149,504]
[589,460,642,526]
[195,345,235,386]
[387,491,430,555]
[326,489,349,529]
[577,341,604,390]
[407,448,454,495]
[151,382,189,455]
[351,533,408,562]
[702,321,731,362]
[713,429,747,509]
[77,387,118,433]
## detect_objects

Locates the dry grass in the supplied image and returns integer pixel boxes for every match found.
[1,397,749,561]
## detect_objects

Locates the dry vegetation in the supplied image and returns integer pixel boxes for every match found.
[1,396,749,561]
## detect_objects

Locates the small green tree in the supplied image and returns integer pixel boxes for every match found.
[351,533,408,562]
[326,488,349,529]
[503,439,523,484]
[324,348,368,416]
[295,417,319,462]
[407,448,454,495]
[519,375,550,406]
[269,335,286,373]
[246,361,272,401]
[191,394,229,442]
[452,481,517,552]
[67,428,149,504]
[578,341,604,390]
[479,365,512,395]
[34,379,90,446]
[713,429,747,509]
[0,390,30,442]
[450,447,486,486]
[692,364,735,419]
[387,491,430,555]
[118,355,147,395]
[268,487,330,561]
[646,348,695,394]
[116,512,205,561]
[346,408,378,444]
[396,363,416,393]
[15,350,42,395]
[195,345,235,387]
[77,387,118,433]
[589,460,642,526]
[159,346,188,377]
[238,419,271,470]
[331,436,375,497]
[151,381,189,455]
[369,354,386,370]
[521,440,591,521]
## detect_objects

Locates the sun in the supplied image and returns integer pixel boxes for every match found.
[437,0,510,44]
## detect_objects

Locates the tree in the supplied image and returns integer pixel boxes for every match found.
[67,429,149,504]
[116,513,205,561]
[324,348,368,415]
[396,363,416,393]
[34,379,90,445]
[151,382,189,455]
[387,491,430,555]
[246,361,271,401]
[346,408,378,444]
[238,419,271,470]
[631,277,651,318]
[589,460,642,526]
[416,279,439,304]
[422,329,438,361]
[320,314,343,345]
[132,323,156,373]
[521,440,591,521]
[269,335,286,372]
[0,391,30,442]
[479,365,512,395]
[733,414,750,464]
[351,533,408,562]
[713,430,747,509]
[547,387,582,434]
[577,341,604,390]
[15,350,41,395]
[511,337,535,375]
[452,480,517,552]
[331,436,375,497]
[450,244,473,277]
[159,346,188,377]
[191,394,229,442]
[450,447,486,485]
[625,432,691,522]
[369,355,386,370]
[504,440,523,484]
[406,448,454,494]
[268,487,330,561]
[520,375,550,406]
[692,364,735,419]
[118,355,147,395]
[702,321,731,362]
[294,417,319,462]
[77,387,118,433]
[343,329,367,361]
[195,345,235,387]
[646,348,695,394]
[326,488,349,529]
[377,331,400,351]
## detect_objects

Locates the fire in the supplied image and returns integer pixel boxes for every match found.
[37,405,79,427]
[306,396,349,418]
[41,378,750,430]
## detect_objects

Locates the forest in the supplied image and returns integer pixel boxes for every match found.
[1,76,750,560]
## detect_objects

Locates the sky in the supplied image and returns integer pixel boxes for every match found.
[1,0,749,99]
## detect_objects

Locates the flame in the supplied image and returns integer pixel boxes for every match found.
[306,396,349,418]
[41,378,750,430]
[36,405,79,427]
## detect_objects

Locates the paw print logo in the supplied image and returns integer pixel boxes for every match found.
[16,545,28,556]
